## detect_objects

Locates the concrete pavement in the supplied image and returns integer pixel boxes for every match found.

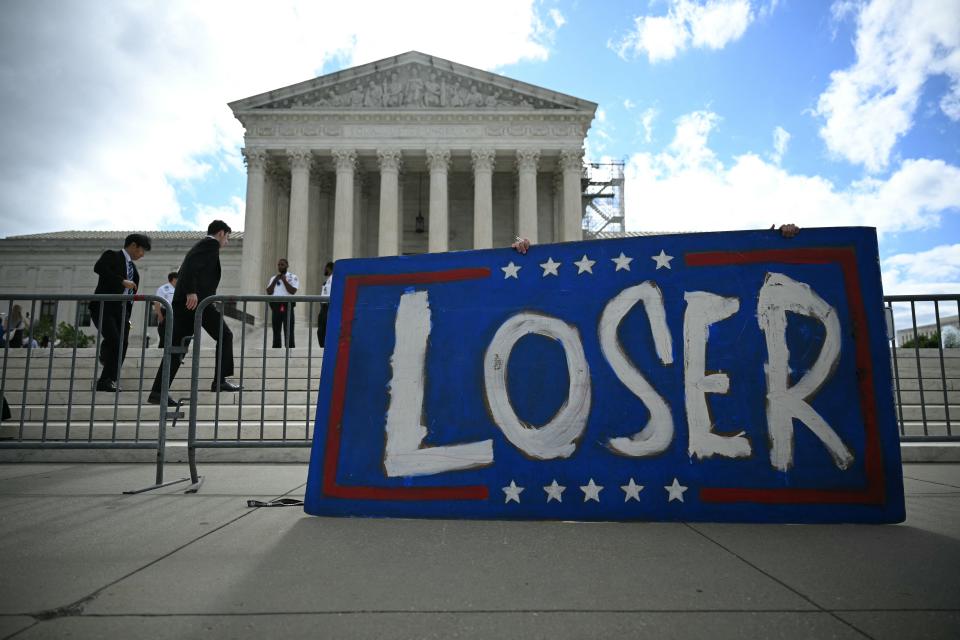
[1,462,958,639]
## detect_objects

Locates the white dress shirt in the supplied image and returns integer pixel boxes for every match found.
[268,272,299,297]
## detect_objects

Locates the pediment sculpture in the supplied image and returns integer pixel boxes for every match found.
[257,63,572,111]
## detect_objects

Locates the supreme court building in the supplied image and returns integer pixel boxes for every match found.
[0,52,598,338]
[231,51,597,302]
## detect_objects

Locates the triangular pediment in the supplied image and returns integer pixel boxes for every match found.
[230,51,595,113]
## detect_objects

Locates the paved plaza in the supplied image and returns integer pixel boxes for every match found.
[0,462,958,639]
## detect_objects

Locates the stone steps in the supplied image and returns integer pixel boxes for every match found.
[3,401,317,422]
[3,389,320,404]
[0,422,312,441]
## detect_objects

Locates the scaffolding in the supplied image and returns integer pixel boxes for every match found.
[581,161,625,236]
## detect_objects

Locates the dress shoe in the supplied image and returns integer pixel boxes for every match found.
[147,393,178,407]
[210,380,241,393]
[95,379,118,393]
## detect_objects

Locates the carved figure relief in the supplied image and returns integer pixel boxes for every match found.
[258,63,569,110]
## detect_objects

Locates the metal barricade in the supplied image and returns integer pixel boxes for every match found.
[884,294,960,441]
[3,289,955,492]
[0,293,188,492]
[183,294,328,491]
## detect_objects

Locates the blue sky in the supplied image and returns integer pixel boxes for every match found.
[1,0,958,295]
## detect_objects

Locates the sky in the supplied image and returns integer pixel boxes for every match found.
[0,0,958,298]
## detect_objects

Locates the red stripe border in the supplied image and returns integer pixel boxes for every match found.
[686,248,886,505]
[321,267,491,501]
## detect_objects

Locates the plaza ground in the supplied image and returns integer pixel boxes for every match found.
[0,462,958,639]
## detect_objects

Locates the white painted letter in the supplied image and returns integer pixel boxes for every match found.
[758,273,853,471]
[683,291,751,460]
[484,312,590,459]
[384,291,493,477]
[599,282,675,457]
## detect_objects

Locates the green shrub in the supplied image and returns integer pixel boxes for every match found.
[56,322,92,348]
[901,332,941,348]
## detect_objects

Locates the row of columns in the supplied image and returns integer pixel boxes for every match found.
[241,147,585,300]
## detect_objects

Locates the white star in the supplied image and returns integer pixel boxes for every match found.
[652,250,674,270]
[611,252,633,271]
[540,257,561,277]
[503,480,524,503]
[664,478,688,503]
[621,478,644,502]
[580,478,603,502]
[573,254,596,274]
[501,262,521,279]
[544,479,566,503]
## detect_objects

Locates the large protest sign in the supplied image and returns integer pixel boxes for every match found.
[304,228,904,523]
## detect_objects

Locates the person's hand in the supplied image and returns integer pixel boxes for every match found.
[185,293,199,310]
[773,223,800,238]
[122,279,137,291]
[511,237,531,254]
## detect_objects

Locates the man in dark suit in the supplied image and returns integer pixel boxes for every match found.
[148,220,240,405]
[90,233,152,392]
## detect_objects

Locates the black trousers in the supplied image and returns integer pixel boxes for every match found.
[90,303,130,383]
[156,316,167,348]
[151,300,234,395]
[271,301,295,348]
[317,303,329,348]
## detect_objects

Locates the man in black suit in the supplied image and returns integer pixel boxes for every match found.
[148,220,240,405]
[90,233,152,392]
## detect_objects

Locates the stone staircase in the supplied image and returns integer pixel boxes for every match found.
[2,346,958,463]
[891,348,960,437]
[0,345,324,462]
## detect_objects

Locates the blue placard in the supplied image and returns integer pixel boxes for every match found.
[304,227,904,523]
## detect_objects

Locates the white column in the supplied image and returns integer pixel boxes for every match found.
[516,149,540,243]
[352,171,367,257]
[275,173,290,260]
[240,148,268,297]
[427,148,451,253]
[377,149,403,256]
[552,171,563,243]
[560,148,585,242]
[309,172,332,294]
[331,148,357,261]
[471,148,495,249]
[287,149,312,320]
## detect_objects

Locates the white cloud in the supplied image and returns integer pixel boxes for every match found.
[624,109,960,236]
[883,244,960,295]
[585,106,616,158]
[0,0,559,237]
[640,108,659,143]
[624,98,637,110]
[815,0,960,172]
[193,196,247,237]
[549,8,566,29]
[828,0,862,39]
[770,125,790,164]
[612,0,762,63]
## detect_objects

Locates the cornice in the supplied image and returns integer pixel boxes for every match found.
[237,111,593,147]
[229,51,597,114]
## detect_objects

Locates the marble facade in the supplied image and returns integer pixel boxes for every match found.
[230,51,597,310]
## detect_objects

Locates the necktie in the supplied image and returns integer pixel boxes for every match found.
[126,260,134,295]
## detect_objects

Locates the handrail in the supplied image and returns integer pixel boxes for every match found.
[0,292,184,493]
[184,294,329,490]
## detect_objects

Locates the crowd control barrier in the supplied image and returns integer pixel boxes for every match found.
[2,289,956,494]
[0,293,185,493]
[182,294,328,491]
[885,294,960,441]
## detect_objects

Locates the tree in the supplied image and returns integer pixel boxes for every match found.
[56,322,92,348]
[901,332,940,348]
[943,326,960,349]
